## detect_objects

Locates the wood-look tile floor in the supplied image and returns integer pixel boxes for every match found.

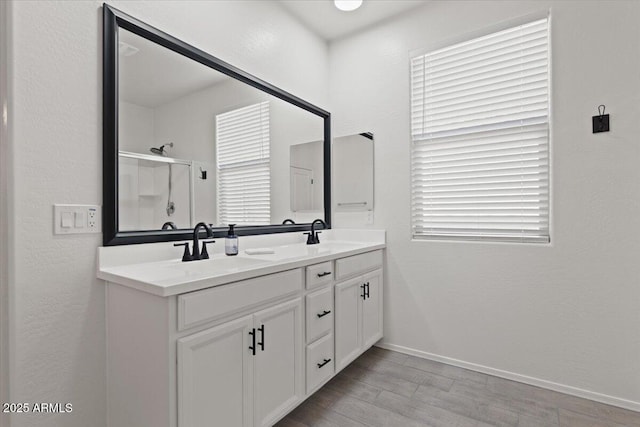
[275,347,640,427]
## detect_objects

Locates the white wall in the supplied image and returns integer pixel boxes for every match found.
[6,1,328,427]
[330,0,640,409]
[118,101,154,154]
[0,1,12,425]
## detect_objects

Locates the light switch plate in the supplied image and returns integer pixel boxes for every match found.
[54,204,101,235]
[61,212,73,228]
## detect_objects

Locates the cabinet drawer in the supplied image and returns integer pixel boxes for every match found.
[306,333,334,394]
[305,286,333,343]
[305,261,333,290]
[335,250,382,281]
[178,269,303,331]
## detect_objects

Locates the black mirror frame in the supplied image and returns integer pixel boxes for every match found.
[102,4,331,246]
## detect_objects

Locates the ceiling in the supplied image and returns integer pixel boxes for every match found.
[119,29,229,108]
[279,0,428,41]
[119,1,431,108]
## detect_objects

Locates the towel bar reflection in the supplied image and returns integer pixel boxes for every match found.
[337,202,367,206]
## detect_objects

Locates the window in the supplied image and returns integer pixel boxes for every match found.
[216,101,270,225]
[410,18,550,243]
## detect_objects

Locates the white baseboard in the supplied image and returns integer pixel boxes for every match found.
[375,342,640,413]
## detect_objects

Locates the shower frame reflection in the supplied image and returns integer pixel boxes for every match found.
[149,143,176,218]
[117,150,196,230]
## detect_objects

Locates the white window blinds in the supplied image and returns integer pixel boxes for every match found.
[410,18,550,243]
[216,101,270,225]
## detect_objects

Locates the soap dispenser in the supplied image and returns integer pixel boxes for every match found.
[225,224,238,256]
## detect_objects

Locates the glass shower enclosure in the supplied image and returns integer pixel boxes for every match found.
[118,151,195,231]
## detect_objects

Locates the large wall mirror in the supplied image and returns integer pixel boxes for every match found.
[103,5,331,245]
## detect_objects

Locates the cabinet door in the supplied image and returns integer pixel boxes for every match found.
[335,276,363,371]
[177,315,253,427]
[361,269,383,349]
[253,298,303,427]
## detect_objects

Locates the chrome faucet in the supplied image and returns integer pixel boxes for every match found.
[305,219,327,245]
[174,222,215,262]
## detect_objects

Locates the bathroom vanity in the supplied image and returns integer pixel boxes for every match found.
[98,7,384,426]
[98,230,385,427]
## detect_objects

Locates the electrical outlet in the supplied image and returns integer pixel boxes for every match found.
[365,211,374,225]
[54,204,101,235]
[88,208,97,229]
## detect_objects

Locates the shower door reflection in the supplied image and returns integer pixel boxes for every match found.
[118,152,195,231]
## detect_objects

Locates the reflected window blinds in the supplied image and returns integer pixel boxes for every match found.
[216,101,270,225]
[410,18,550,243]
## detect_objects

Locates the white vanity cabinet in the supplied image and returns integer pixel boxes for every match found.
[335,252,384,371]
[178,297,303,427]
[176,269,304,427]
[177,315,254,427]
[252,298,303,427]
[103,245,384,427]
[361,269,383,349]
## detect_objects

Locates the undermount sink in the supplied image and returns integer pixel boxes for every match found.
[243,241,365,261]
[171,256,270,275]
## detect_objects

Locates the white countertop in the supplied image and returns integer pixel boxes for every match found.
[97,229,385,297]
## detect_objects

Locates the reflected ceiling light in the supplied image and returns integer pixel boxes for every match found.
[334,0,363,12]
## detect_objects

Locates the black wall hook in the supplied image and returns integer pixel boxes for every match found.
[592,104,610,133]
